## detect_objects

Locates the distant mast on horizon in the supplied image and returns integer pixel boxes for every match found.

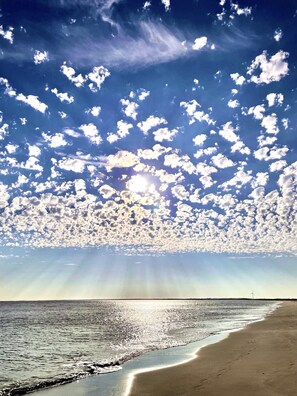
[251,291,255,299]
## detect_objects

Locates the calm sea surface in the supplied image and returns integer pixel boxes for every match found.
[0,300,276,395]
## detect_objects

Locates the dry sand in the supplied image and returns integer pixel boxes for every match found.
[129,302,297,396]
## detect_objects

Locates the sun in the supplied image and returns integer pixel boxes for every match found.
[127,175,149,194]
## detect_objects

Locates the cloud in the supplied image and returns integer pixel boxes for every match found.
[192,36,208,50]
[161,0,170,11]
[266,93,284,107]
[0,25,14,44]
[180,100,215,125]
[153,127,178,142]
[51,88,74,103]
[230,72,245,85]
[254,146,288,161]
[107,120,133,143]
[61,63,110,90]
[269,160,287,172]
[79,123,102,145]
[261,114,279,135]
[106,150,139,169]
[171,184,189,200]
[16,93,48,113]
[227,99,239,108]
[247,105,265,120]
[57,158,85,173]
[247,50,289,84]
[120,99,139,120]
[42,132,68,148]
[218,122,238,142]
[211,153,235,168]
[99,184,117,199]
[34,50,49,64]
[86,106,101,117]
[137,115,167,134]
[193,134,207,146]
[63,21,188,69]
[274,28,283,42]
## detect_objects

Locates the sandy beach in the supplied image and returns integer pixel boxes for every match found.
[129,302,297,396]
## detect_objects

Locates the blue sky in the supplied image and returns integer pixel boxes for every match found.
[0,0,296,299]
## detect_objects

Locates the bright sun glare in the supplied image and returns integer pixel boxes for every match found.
[127,175,149,194]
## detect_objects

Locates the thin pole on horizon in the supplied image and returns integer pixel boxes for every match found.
[251,291,255,299]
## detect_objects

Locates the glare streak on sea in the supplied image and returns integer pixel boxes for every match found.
[0,299,276,395]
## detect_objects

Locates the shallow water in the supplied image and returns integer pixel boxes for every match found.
[0,299,276,395]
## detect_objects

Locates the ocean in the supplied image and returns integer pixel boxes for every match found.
[0,299,277,396]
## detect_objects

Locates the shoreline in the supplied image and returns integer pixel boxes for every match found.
[29,302,277,396]
[129,302,297,396]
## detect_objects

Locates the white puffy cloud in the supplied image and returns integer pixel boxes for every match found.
[249,186,265,200]
[138,89,150,101]
[266,93,284,107]
[261,114,279,135]
[138,144,170,160]
[79,123,102,145]
[107,120,133,143]
[6,144,18,154]
[164,153,196,174]
[230,73,246,86]
[106,150,139,169]
[193,134,207,146]
[257,135,277,148]
[192,36,207,50]
[231,141,251,155]
[28,145,41,157]
[269,160,287,172]
[171,184,189,200]
[34,50,49,64]
[137,115,167,134]
[211,153,235,168]
[61,63,85,87]
[251,172,269,188]
[247,50,289,84]
[16,93,48,113]
[274,28,283,42]
[0,123,9,140]
[254,146,288,161]
[218,122,238,142]
[199,175,215,189]
[61,63,110,91]
[86,106,101,117]
[0,182,10,209]
[230,3,252,16]
[0,25,14,44]
[228,99,239,108]
[120,99,139,120]
[57,158,85,173]
[51,88,74,103]
[220,170,252,190]
[42,132,68,148]
[153,127,178,142]
[161,0,170,11]
[180,100,215,125]
[194,146,217,159]
[87,66,110,92]
[247,105,265,120]
[99,184,117,199]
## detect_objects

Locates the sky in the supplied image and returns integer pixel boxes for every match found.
[0,0,296,300]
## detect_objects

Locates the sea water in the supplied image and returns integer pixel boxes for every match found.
[0,299,277,395]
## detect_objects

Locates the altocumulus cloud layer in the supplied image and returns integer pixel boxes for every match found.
[0,0,296,255]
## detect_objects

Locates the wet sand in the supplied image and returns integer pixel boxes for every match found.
[130,302,297,396]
